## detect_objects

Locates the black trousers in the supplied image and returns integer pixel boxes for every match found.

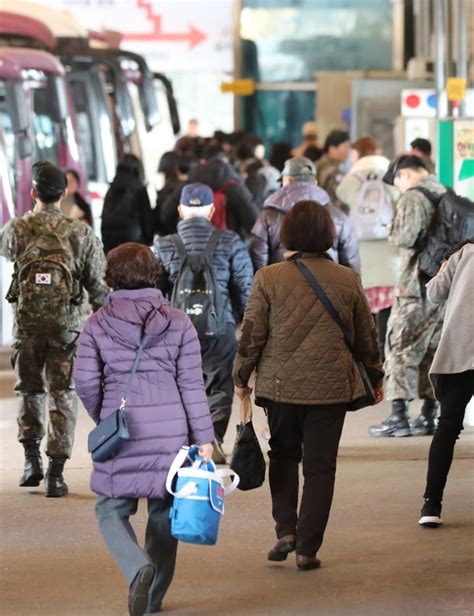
[424,371,474,503]
[200,324,237,443]
[266,401,346,558]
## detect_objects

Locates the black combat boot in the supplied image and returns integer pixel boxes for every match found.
[44,457,68,497]
[411,399,439,436]
[368,399,412,437]
[19,439,44,487]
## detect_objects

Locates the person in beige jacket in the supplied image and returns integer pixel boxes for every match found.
[233,200,384,571]
[418,240,474,528]
[336,136,400,360]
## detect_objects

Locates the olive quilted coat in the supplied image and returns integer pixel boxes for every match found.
[233,254,384,406]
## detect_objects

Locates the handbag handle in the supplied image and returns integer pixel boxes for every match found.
[240,396,253,424]
[292,258,356,356]
[119,337,147,411]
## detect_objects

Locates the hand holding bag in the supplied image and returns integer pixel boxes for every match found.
[87,337,147,462]
[293,259,376,411]
[166,446,239,545]
[229,396,266,490]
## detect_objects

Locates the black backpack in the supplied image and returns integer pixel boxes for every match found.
[414,187,474,278]
[170,230,227,338]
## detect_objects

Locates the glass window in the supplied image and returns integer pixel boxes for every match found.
[31,86,59,165]
[69,80,96,180]
[0,84,17,198]
[241,0,394,82]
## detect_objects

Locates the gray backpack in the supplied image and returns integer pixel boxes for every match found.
[350,171,393,241]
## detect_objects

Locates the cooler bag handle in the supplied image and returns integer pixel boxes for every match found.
[166,446,195,497]
[216,468,240,495]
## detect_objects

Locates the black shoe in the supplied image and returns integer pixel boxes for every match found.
[44,457,68,497]
[19,439,44,487]
[128,564,155,616]
[296,554,321,571]
[411,400,439,436]
[418,499,443,527]
[267,534,296,562]
[368,400,411,437]
[212,441,226,465]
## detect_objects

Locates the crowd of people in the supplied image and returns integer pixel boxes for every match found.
[1,118,472,616]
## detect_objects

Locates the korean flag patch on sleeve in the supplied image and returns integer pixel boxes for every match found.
[35,273,52,285]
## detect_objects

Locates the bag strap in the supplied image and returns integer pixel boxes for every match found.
[215,179,237,194]
[119,336,147,411]
[171,230,221,263]
[240,396,253,424]
[203,230,221,262]
[293,258,355,355]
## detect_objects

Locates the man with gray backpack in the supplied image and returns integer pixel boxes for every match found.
[154,183,254,464]
[0,162,108,496]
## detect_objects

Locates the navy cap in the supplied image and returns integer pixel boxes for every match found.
[32,161,67,191]
[180,183,213,207]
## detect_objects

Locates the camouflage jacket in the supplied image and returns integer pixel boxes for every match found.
[0,203,109,333]
[389,175,446,298]
[316,155,347,213]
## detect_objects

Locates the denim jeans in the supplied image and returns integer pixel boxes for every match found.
[95,495,178,613]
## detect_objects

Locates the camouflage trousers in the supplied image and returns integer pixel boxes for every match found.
[384,296,445,401]
[11,331,80,459]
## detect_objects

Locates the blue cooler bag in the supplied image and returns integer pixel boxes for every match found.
[166,446,239,545]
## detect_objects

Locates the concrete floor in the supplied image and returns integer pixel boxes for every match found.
[1,395,473,616]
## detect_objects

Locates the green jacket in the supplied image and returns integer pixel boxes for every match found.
[389,175,446,298]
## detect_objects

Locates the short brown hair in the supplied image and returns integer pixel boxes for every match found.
[105,243,161,290]
[280,200,335,253]
[352,136,377,159]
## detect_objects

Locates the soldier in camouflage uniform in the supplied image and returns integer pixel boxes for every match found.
[316,130,351,214]
[369,155,445,438]
[0,162,108,496]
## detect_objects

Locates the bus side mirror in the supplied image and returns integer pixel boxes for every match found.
[48,75,68,123]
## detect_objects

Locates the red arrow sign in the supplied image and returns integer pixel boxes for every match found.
[123,0,207,48]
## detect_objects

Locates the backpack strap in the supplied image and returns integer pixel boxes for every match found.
[410,186,444,205]
[203,230,222,262]
[171,233,188,260]
[215,179,237,194]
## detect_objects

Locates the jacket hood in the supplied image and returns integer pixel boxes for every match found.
[349,155,390,174]
[189,159,238,190]
[97,288,171,349]
[263,182,330,213]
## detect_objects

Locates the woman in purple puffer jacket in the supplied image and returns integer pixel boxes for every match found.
[73,243,214,616]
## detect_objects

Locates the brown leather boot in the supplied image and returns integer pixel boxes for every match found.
[296,554,321,571]
[267,534,296,561]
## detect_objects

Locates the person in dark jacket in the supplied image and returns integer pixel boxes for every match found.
[154,183,254,464]
[234,201,383,570]
[74,243,214,616]
[249,156,360,272]
[63,169,94,227]
[160,145,259,238]
[101,155,153,254]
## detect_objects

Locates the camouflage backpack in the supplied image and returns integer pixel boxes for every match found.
[7,217,82,333]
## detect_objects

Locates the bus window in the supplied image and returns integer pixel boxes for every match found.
[69,80,96,180]
[0,86,17,198]
[31,85,59,165]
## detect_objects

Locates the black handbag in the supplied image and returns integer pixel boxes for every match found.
[230,397,266,490]
[293,259,376,411]
[87,337,147,462]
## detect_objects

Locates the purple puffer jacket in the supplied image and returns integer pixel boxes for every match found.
[73,288,214,499]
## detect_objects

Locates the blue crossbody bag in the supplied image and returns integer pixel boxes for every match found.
[87,337,147,463]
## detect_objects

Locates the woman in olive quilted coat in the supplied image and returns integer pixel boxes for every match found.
[233,200,384,571]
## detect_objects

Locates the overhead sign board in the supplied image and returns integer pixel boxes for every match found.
[221,79,255,96]
[446,77,466,102]
[32,0,234,73]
